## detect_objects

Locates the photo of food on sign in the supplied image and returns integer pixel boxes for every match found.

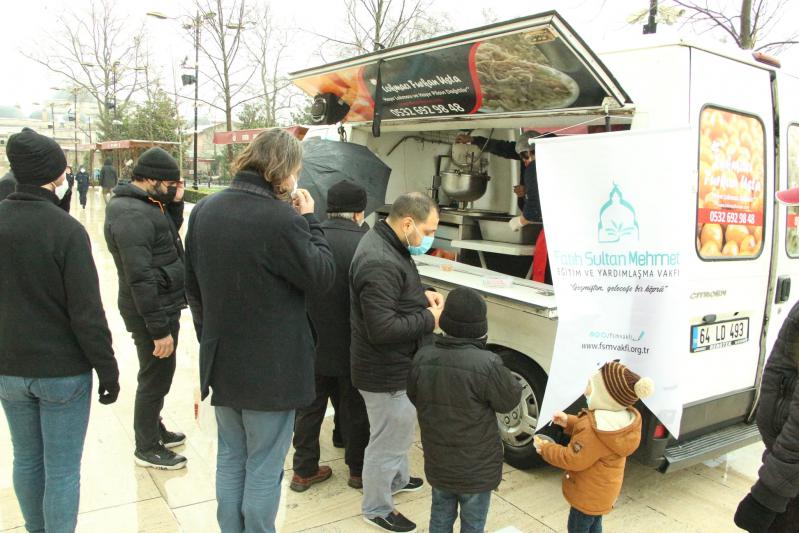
[696,107,765,259]
[291,26,606,123]
[474,32,580,111]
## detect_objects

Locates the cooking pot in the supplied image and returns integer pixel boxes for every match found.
[439,170,491,202]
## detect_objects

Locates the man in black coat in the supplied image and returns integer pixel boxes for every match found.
[185,129,335,532]
[0,170,17,200]
[350,192,444,533]
[1,169,73,211]
[76,166,90,209]
[0,128,119,532]
[408,287,522,532]
[100,158,117,203]
[290,180,372,493]
[735,302,799,532]
[104,147,188,470]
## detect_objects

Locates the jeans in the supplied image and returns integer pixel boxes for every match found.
[568,507,603,533]
[215,406,295,533]
[0,372,92,533]
[360,390,417,519]
[123,313,180,452]
[429,488,492,533]
[293,374,370,477]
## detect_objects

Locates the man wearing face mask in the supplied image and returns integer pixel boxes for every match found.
[1,168,73,212]
[0,128,119,533]
[104,146,188,470]
[76,166,90,209]
[350,192,443,533]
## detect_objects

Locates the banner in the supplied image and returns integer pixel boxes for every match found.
[535,129,694,437]
[293,27,609,123]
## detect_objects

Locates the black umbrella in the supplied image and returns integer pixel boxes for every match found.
[298,137,391,221]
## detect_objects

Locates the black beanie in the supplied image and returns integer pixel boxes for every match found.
[133,147,180,181]
[440,287,488,339]
[327,179,367,213]
[7,128,67,186]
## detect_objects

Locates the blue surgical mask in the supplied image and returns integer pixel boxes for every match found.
[405,221,434,256]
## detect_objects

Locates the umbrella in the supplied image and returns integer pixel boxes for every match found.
[298,137,391,221]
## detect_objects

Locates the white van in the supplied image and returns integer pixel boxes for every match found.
[290,11,799,471]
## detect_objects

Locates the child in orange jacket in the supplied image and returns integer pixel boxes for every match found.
[536,361,654,533]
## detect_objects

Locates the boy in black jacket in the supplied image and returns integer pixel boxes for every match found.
[408,287,522,533]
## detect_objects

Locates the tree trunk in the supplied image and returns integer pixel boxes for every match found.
[373,0,384,52]
[740,0,754,49]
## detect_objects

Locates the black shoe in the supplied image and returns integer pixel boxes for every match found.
[134,446,187,470]
[363,512,416,532]
[392,476,424,495]
[160,429,186,449]
[159,421,186,449]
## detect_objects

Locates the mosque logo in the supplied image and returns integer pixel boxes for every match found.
[597,184,640,243]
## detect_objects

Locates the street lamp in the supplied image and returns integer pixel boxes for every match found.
[147,10,216,190]
[81,61,145,139]
[53,86,81,168]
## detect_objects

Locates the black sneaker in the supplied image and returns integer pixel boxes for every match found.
[363,512,416,532]
[392,476,424,495]
[160,429,186,449]
[159,421,186,449]
[134,446,187,470]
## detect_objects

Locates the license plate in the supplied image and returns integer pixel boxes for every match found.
[690,318,749,353]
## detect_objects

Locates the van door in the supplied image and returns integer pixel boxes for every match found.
[681,49,776,435]
[764,73,799,361]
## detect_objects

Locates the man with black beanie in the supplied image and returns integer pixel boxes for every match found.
[0,127,120,533]
[104,146,188,470]
[290,180,372,493]
[1,168,73,212]
[408,287,522,533]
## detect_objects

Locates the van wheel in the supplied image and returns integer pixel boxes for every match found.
[494,349,548,469]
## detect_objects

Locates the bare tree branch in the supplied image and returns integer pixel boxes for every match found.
[666,0,796,51]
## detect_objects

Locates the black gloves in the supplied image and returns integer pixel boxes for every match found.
[734,493,777,533]
[98,381,120,405]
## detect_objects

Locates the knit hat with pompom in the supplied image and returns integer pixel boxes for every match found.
[588,360,654,411]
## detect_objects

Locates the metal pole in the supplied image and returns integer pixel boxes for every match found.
[50,103,55,138]
[193,12,200,190]
[73,90,79,168]
[88,117,94,179]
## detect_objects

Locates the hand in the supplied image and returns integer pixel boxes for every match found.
[513,185,526,198]
[153,334,174,358]
[427,305,443,329]
[734,494,777,533]
[425,290,444,309]
[508,216,524,232]
[174,180,185,202]
[552,411,568,428]
[533,435,544,454]
[292,188,315,215]
[455,133,473,144]
[98,381,120,405]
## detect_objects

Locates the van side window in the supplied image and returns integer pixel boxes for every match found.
[786,124,799,257]
[696,106,766,260]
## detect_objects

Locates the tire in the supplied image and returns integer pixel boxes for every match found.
[493,348,549,470]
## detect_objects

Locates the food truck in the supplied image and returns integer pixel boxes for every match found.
[290,11,799,471]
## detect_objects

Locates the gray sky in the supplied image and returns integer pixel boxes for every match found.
[3,0,798,122]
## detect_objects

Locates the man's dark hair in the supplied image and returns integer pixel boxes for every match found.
[388,192,438,223]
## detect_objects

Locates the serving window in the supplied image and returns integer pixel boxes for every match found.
[786,124,799,257]
[696,106,766,261]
